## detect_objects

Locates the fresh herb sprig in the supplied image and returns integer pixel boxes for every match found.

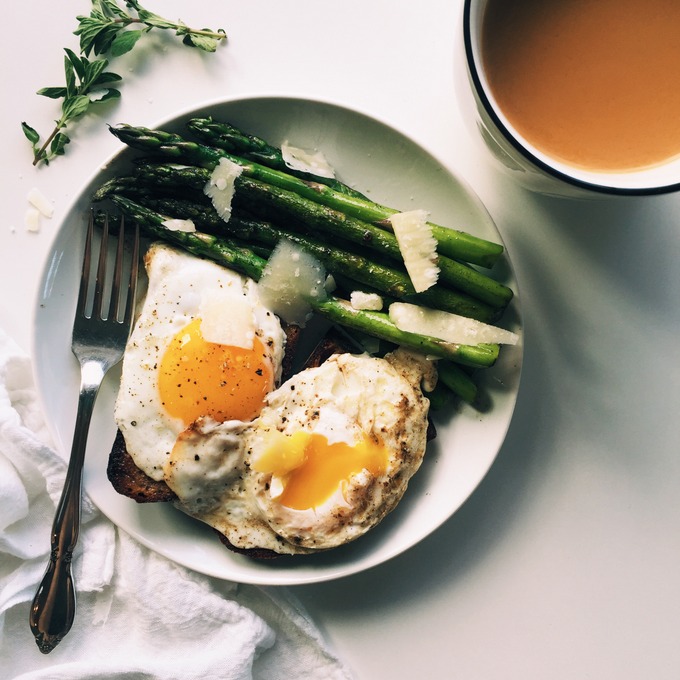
[22,0,226,167]
[75,0,227,57]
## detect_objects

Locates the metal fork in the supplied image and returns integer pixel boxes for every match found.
[29,212,139,654]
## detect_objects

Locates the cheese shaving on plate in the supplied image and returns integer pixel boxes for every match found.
[388,209,439,293]
[350,290,383,311]
[199,289,256,348]
[257,239,327,326]
[281,141,336,179]
[389,301,519,346]
[161,218,196,233]
[204,157,243,221]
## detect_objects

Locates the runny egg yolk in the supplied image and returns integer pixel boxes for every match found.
[158,317,273,425]
[254,431,389,510]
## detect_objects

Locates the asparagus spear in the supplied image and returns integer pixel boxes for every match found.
[437,361,478,405]
[95,161,512,310]
[108,124,505,267]
[107,194,499,368]
[423,381,455,410]
[113,196,266,281]
[186,117,368,199]
[312,299,499,369]
[226,217,498,322]
[235,176,512,309]
[106,191,496,321]
[93,163,203,201]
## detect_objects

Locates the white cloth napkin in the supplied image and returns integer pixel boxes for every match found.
[0,328,354,680]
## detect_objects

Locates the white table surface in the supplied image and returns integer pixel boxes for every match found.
[2,1,679,678]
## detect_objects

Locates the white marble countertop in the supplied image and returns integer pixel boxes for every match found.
[2,1,679,677]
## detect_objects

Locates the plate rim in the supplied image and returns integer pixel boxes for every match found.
[31,92,524,585]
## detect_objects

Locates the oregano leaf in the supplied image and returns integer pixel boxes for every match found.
[182,32,219,52]
[96,88,122,102]
[103,0,128,19]
[110,29,143,56]
[83,57,109,87]
[94,70,123,85]
[50,133,71,156]
[75,16,107,56]
[62,95,91,119]
[21,122,41,145]
[93,25,121,56]
[37,87,69,99]
[136,8,175,29]
[64,48,86,80]
[64,56,77,97]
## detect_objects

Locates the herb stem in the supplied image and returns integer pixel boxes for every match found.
[32,120,66,167]
[112,16,226,40]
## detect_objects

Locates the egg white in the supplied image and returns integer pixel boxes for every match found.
[114,243,285,481]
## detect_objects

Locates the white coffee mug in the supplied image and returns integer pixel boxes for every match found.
[462,0,680,196]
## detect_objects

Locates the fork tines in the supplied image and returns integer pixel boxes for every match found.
[78,211,139,324]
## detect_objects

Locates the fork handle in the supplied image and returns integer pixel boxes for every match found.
[29,363,104,653]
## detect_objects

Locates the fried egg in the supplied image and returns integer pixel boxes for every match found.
[163,349,435,555]
[114,243,285,481]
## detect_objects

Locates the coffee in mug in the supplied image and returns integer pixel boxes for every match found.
[463,0,680,194]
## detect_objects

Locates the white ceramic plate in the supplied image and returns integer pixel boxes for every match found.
[32,95,522,586]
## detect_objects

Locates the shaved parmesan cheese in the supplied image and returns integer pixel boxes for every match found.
[389,302,519,346]
[25,207,41,232]
[161,218,196,233]
[204,157,243,221]
[257,239,327,325]
[281,141,336,179]
[27,187,54,218]
[199,289,255,348]
[389,209,439,293]
[350,290,383,311]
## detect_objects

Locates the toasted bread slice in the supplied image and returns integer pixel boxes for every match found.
[213,530,282,560]
[107,429,177,503]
